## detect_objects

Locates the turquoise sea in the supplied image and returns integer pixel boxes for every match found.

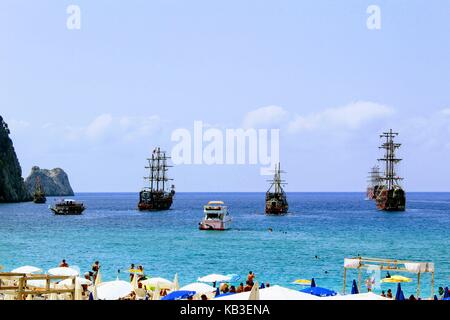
[0,192,449,298]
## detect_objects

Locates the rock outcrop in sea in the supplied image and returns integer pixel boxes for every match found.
[25,167,74,197]
[0,115,32,203]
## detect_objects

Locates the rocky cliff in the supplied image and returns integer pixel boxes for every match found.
[0,116,32,202]
[25,166,74,197]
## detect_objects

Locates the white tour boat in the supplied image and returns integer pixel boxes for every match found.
[199,201,231,231]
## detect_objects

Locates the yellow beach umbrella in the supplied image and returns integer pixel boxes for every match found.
[381,275,412,283]
[292,279,312,285]
[128,269,143,275]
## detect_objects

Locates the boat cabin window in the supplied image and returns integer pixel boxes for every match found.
[206,213,223,219]
[205,206,222,211]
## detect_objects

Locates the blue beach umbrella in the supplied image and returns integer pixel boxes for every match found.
[444,287,450,299]
[215,287,220,297]
[311,278,316,288]
[161,290,196,301]
[433,295,438,301]
[215,292,236,298]
[395,283,405,301]
[300,286,337,297]
[260,283,265,289]
[351,279,359,294]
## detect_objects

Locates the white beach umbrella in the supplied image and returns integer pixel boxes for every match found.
[141,277,173,289]
[74,281,83,301]
[11,266,42,274]
[48,267,79,277]
[131,274,139,291]
[94,269,102,286]
[152,283,161,300]
[215,285,321,300]
[248,282,260,300]
[179,282,216,294]
[96,280,133,300]
[197,274,231,283]
[173,273,179,291]
[58,277,92,287]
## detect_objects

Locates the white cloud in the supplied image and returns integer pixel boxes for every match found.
[85,114,114,140]
[242,105,289,129]
[63,114,162,143]
[4,119,30,132]
[288,101,394,133]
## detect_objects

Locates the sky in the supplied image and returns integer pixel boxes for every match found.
[1,0,450,192]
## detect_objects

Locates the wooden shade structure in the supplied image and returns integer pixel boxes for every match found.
[0,272,76,300]
[343,257,435,299]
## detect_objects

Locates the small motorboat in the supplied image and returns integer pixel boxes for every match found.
[50,199,85,215]
[199,201,231,231]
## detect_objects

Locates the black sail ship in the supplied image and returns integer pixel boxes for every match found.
[138,147,175,211]
[33,176,46,204]
[265,163,288,215]
[366,165,382,200]
[375,129,406,211]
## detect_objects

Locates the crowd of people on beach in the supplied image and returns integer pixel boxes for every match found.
[2,258,447,301]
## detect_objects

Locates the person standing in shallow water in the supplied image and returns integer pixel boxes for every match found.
[129,264,135,282]
[247,271,255,286]
[59,259,69,267]
[91,261,100,282]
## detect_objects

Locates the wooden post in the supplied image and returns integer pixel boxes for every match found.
[417,272,421,298]
[343,268,347,294]
[17,277,24,300]
[72,276,76,300]
[431,272,435,299]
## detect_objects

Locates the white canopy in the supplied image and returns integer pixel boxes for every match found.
[179,282,216,294]
[141,277,173,289]
[11,266,42,274]
[197,274,231,283]
[322,292,390,300]
[48,267,79,277]
[96,280,133,300]
[215,285,321,300]
[58,277,92,287]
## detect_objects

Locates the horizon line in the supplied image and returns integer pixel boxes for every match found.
[70,191,450,193]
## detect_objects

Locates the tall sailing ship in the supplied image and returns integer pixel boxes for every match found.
[33,176,46,204]
[375,129,406,211]
[265,163,288,215]
[366,165,382,200]
[138,147,175,211]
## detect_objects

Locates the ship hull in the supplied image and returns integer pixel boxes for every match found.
[138,191,174,211]
[265,194,288,215]
[199,218,231,231]
[376,188,406,212]
[366,185,381,200]
[51,206,85,215]
[265,206,288,215]
[33,196,46,204]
